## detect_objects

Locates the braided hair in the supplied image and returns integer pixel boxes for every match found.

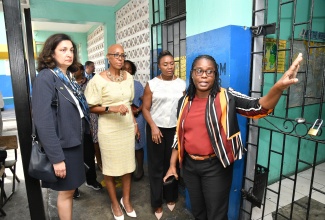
[187,55,221,101]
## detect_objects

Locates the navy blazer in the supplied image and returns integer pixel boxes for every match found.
[32,69,83,164]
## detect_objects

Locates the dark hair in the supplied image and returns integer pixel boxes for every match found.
[76,62,84,71]
[85,61,94,66]
[124,60,137,75]
[157,50,173,65]
[187,55,221,101]
[37,33,78,72]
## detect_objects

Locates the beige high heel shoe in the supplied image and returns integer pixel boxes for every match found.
[154,210,163,220]
[167,202,175,211]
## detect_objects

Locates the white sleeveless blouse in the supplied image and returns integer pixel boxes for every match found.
[148,77,186,128]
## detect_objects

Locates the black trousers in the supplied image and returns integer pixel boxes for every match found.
[147,125,178,208]
[83,133,97,184]
[183,154,233,220]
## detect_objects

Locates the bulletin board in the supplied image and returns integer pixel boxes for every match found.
[288,40,325,108]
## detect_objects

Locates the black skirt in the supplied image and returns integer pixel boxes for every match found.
[42,144,85,191]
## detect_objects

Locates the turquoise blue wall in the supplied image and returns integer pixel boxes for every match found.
[114,0,130,11]
[267,0,325,40]
[30,0,117,54]
[30,0,114,23]
[186,0,252,37]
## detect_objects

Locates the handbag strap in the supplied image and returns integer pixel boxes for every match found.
[31,119,37,142]
[31,70,59,142]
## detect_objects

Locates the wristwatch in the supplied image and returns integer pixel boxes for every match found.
[105,106,110,112]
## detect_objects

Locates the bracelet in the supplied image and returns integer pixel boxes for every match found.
[134,123,138,125]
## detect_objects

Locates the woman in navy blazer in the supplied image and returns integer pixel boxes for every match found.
[32,33,88,220]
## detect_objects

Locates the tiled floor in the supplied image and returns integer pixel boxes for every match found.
[251,162,325,219]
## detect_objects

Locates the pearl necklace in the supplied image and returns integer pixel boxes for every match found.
[106,70,124,82]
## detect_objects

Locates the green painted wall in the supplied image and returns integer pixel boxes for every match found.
[186,0,252,37]
[267,0,325,39]
[30,0,120,59]
[114,0,130,11]
[30,0,114,24]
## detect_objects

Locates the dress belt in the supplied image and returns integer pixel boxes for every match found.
[188,153,217,161]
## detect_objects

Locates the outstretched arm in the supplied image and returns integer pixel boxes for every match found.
[259,53,303,109]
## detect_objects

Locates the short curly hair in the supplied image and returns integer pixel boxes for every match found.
[37,33,79,72]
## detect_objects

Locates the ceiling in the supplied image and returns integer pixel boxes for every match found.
[57,0,121,6]
[1,0,122,33]
[31,21,102,33]
[32,0,122,33]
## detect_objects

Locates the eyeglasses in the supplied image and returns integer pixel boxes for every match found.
[107,53,127,59]
[192,69,215,77]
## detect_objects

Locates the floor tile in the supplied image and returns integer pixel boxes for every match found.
[312,186,325,204]
[315,162,325,172]
[251,199,277,219]
[262,213,274,220]
[298,168,325,186]
[266,184,305,207]
[281,175,324,196]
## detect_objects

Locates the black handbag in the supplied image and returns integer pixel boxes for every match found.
[28,120,58,183]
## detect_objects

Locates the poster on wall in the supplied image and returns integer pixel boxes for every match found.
[263,38,286,72]
[174,56,186,80]
[288,40,325,108]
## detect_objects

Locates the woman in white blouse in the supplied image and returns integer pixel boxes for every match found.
[142,50,186,220]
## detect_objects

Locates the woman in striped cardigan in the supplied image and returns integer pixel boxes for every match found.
[164,53,303,220]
